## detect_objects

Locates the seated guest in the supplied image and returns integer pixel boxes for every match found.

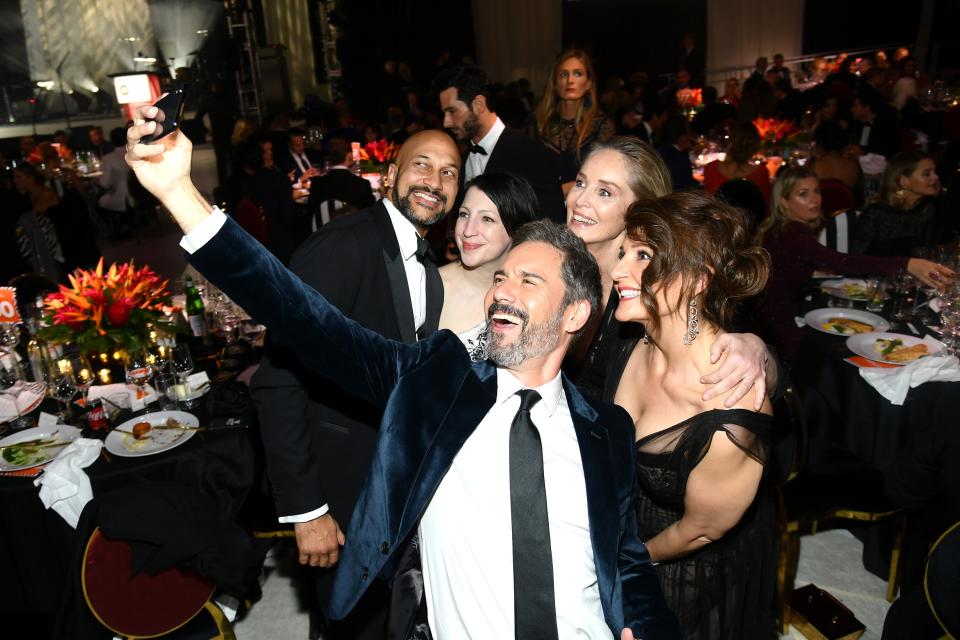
[439,172,538,359]
[721,77,741,108]
[87,126,113,158]
[11,165,64,281]
[96,128,134,233]
[703,123,771,206]
[276,128,320,182]
[250,138,309,265]
[691,86,736,136]
[607,191,776,639]
[772,79,804,124]
[853,152,946,257]
[847,90,902,159]
[810,121,862,193]
[768,53,791,88]
[757,167,950,366]
[307,137,376,228]
[657,117,698,191]
[533,49,616,192]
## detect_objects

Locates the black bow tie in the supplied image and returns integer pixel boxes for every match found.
[465,143,487,156]
[415,235,435,263]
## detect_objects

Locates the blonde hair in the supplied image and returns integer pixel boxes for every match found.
[878,151,932,208]
[536,49,600,160]
[585,136,673,201]
[757,166,820,240]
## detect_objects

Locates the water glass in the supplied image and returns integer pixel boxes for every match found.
[124,350,154,408]
[864,278,886,313]
[171,344,194,382]
[51,369,78,421]
[153,372,178,410]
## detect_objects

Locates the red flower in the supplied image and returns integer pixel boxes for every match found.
[84,288,107,306]
[106,298,135,327]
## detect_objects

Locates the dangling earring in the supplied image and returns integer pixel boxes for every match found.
[894,188,907,207]
[682,298,699,345]
[583,94,593,109]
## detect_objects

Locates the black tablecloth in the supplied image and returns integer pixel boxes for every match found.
[0,407,256,613]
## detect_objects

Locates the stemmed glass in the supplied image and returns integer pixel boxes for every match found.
[0,324,21,374]
[63,354,95,408]
[124,350,154,409]
[0,355,31,431]
[50,365,78,421]
[170,344,194,383]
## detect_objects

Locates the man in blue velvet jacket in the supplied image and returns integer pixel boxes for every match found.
[126,108,682,639]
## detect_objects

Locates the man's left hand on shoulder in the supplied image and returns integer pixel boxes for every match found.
[700,333,773,411]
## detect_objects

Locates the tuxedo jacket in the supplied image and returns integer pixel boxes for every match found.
[483,127,566,224]
[193,217,681,640]
[249,200,442,530]
[306,168,376,227]
[277,147,321,180]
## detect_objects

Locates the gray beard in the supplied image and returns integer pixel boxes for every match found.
[484,310,565,367]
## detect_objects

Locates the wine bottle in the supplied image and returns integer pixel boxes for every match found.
[184,276,209,342]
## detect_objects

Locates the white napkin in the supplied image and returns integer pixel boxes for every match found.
[87,383,157,411]
[0,382,45,421]
[858,153,888,175]
[860,352,960,405]
[33,438,103,528]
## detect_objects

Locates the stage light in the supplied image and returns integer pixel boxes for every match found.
[148,0,222,76]
[36,80,55,90]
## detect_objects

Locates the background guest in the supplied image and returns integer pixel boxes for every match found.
[306,137,376,229]
[657,116,698,191]
[756,167,949,366]
[853,152,946,257]
[702,122,772,206]
[533,48,615,194]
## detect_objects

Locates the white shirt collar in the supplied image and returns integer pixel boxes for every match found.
[643,121,654,139]
[382,198,422,261]
[494,367,563,418]
[330,164,349,170]
[475,117,506,155]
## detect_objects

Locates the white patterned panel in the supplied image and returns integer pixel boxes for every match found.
[21,0,156,93]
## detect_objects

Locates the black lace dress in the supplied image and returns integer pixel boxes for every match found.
[604,341,777,639]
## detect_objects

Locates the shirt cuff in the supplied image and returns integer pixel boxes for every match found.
[277,504,330,524]
[179,206,228,254]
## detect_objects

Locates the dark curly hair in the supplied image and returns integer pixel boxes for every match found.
[623,191,769,334]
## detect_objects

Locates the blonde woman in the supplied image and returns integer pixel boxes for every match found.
[534,49,615,194]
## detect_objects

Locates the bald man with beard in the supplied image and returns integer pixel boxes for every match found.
[249,130,461,639]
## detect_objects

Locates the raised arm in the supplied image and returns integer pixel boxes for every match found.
[125,107,416,407]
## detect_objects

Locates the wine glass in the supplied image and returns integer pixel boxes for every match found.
[124,350,154,409]
[170,344,194,383]
[240,319,266,345]
[63,354,95,407]
[0,355,40,431]
[51,367,78,421]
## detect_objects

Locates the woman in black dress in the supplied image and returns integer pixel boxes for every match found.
[606,191,776,639]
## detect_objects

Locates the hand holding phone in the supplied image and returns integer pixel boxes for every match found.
[142,88,186,143]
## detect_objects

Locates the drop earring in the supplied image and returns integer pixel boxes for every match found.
[682,298,699,345]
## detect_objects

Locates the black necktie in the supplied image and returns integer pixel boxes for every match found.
[466,142,487,156]
[510,389,559,640]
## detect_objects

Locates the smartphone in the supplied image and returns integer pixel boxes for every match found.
[143,88,186,143]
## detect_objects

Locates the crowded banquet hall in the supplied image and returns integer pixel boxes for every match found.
[3,0,960,638]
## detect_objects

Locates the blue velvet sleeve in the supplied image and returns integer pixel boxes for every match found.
[188,216,419,409]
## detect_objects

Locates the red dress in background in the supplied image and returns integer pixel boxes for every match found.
[703,161,772,206]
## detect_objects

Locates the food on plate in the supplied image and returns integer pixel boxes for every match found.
[132,422,152,439]
[875,338,930,363]
[841,283,868,299]
[822,317,874,334]
[0,437,59,466]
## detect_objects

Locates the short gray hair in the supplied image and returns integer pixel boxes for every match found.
[511,220,601,336]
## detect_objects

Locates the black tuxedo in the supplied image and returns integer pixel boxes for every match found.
[306,168,376,228]
[277,147,320,180]
[850,113,902,159]
[249,200,442,635]
[481,127,565,223]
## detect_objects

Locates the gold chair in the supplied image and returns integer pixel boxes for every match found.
[773,386,905,633]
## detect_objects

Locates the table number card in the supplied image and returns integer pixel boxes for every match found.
[0,287,20,324]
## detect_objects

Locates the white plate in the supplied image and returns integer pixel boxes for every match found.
[0,425,82,471]
[846,332,945,366]
[0,382,46,424]
[821,278,870,301]
[105,411,198,458]
[804,308,890,336]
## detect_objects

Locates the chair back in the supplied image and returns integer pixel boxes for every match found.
[816,208,859,254]
[819,178,856,217]
[82,527,215,638]
[769,382,808,488]
[926,520,960,638]
[715,178,766,235]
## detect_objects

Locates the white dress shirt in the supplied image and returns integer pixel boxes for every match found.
[181,205,428,523]
[464,117,506,182]
[418,368,610,639]
[290,149,313,174]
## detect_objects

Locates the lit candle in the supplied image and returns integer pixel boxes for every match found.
[98,368,111,384]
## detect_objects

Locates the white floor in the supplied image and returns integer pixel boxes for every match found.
[233,528,890,639]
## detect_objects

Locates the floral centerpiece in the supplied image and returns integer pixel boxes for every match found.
[39,259,176,353]
[358,139,399,173]
[676,88,703,110]
[752,117,801,152]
